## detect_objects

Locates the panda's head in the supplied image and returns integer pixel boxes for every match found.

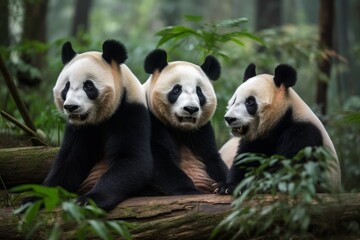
[224,63,297,140]
[53,40,127,125]
[143,49,220,131]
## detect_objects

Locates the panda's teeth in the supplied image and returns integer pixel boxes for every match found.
[178,116,196,123]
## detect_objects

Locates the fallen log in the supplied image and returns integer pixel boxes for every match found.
[1,194,360,239]
[0,146,58,188]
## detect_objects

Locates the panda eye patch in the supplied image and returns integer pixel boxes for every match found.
[196,86,206,106]
[172,84,182,94]
[61,81,70,100]
[245,96,257,115]
[83,80,99,100]
[245,96,256,106]
[83,80,94,91]
[168,84,182,104]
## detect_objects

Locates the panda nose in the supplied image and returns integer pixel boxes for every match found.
[225,117,237,124]
[64,104,79,113]
[184,106,199,114]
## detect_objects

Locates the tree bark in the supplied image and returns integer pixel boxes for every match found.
[316,0,334,115]
[1,194,360,239]
[71,0,93,36]
[0,147,58,189]
[255,0,282,30]
[0,0,9,47]
[17,0,49,87]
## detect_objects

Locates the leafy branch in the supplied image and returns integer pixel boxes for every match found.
[11,185,134,240]
[212,147,341,239]
[155,15,264,61]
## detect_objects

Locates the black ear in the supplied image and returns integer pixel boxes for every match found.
[62,41,76,65]
[102,39,127,64]
[201,55,221,81]
[144,49,168,74]
[274,64,297,88]
[243,63,256,82]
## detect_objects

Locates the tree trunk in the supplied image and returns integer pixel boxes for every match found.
[17,0,49,87]
[316,0,334,115]
[0,0,9,47]
[1,193,360,239]
[255,0,282,30]
[71,0,93,36]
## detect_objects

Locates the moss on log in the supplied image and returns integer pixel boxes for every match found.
[0,147,58,188]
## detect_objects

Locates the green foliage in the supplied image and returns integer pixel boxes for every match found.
[11,185,134,240]
[212,147,340,239]
[155,15,264,61]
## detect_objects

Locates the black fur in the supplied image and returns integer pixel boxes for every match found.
[43,92,153,211]
[196,86,206,106]
[219,108,323,194]
[83,80,99,100]
[243,63,256,82]
[274,64,297,88]
[167,84,182,104]
[200,55,221,81]
[62,41,76,65]
[61,81,70,101]
[144,49,168,74]
[148,113,228,195]
[102,40,128,65]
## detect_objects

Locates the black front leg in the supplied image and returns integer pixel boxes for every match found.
[43,124,104,193]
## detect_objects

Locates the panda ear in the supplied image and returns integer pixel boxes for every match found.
[144,49,168,74]
[274,64,297,88]
[62,41,76,65]
[102,39,128,65]
[201,55,221,81]
[243,63,256,82]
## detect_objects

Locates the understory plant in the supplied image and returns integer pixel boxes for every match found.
[212,147,347,239]
[11,185,133,240]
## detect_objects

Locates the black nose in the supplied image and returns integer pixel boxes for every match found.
[64,104,79,113]
[184,106,199,114]
[225,117,237,124]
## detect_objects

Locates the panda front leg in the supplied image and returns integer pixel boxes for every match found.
[43,124,104,192]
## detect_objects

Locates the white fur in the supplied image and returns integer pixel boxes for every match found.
[222,73,341,189]
[54,51,145,125]
[144,61,216,130]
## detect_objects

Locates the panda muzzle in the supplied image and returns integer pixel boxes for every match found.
[232,125,248,135]
[69,113,89,121]
[178,116,196,124]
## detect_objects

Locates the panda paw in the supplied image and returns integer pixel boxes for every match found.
[212,182,239,195]
[76,195,90,206]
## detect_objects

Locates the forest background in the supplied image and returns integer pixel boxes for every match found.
[0,0,359,192]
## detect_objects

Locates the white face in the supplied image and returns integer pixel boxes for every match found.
[224,74,276,139]
[53,52,119,125]
[147,62,217,130]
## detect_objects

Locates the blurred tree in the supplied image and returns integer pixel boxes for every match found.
[0,0,9,47]
[316,0,334,115]
[71,0,93,36]
[17,0,48,87]
[255,0,282,30]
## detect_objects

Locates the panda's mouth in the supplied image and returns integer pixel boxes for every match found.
[177,116,197,124]
[231,125,249,135]
[69,113,89,121]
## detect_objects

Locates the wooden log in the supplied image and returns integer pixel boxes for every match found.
[1,194,360,239]
[0,146,58,188]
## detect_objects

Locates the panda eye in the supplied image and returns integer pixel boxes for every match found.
[83,80,94,91]
[172,84,182,95]
[196,86,203,97]
[64,81,70,90]
[245,96,256,106]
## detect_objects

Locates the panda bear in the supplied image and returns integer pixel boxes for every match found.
[42,40,153,211]
[143,49,228,194]
[217,63,341,194]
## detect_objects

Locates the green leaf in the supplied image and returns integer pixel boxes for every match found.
[48,223,62,240]
[184,15,203,22]
[107,221,132,240]
[88,219,111,240]
[23,200,42,223]
[62,201,84,223]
